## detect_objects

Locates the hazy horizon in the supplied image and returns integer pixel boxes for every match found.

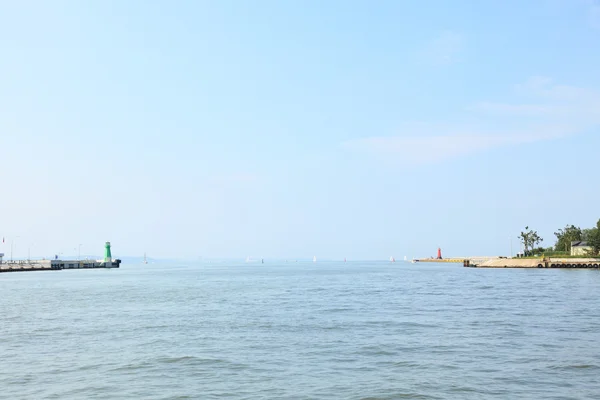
[2,1,599,260]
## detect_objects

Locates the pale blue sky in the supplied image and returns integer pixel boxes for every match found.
[1,0,599,260]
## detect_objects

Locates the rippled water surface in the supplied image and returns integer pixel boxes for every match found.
[2,261,600,399]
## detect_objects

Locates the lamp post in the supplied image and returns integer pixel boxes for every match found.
[10,236,20,262]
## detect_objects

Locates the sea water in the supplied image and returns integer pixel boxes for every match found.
[1,261,600,399]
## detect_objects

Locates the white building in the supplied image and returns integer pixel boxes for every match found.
[571,241,592,256]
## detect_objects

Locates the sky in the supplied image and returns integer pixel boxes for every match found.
[1,0,599,260]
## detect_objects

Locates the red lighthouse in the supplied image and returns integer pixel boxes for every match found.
[437,248,442,259]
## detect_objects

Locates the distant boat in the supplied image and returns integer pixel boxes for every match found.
[313,256,317,263]
[143,253,148,264]
[404,256,407,261]
[344,257,346,263]
[246,256,251,263]
[261,258,264,264]
[390,256,395,263]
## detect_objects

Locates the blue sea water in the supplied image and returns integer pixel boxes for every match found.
[1,261,600,399]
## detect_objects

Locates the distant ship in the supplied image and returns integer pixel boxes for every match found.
[313,256,317,263]
[143,253,148,264]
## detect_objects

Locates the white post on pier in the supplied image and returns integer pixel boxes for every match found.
[10,236,20,262]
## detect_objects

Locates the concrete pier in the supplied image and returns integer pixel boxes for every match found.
[414,257,500,264]
[468,258,600,268]
[0,258,121,273]
[412,256,600,268]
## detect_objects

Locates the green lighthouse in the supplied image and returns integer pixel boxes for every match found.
[104,242,112,262]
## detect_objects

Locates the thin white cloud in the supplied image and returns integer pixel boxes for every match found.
[419,31,464,66]
[479,77,600,120]
[553,0,600,28]
[586,0,600,27]
[342,77,599,165]
[343,128,575,165]
[208,173,259,186]
[469,102,557,116]
[514,76,599,102]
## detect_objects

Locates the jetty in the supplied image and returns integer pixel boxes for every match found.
[411,252,600,268]
[414,256,499,264]
[0,242,121,273]
[412,248,500,265]
[467,257,600,269]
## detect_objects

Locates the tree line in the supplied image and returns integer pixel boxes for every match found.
[520,219,600,256]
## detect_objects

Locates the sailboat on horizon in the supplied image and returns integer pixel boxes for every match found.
[390,256,395,263]
[313,256,317,263]
[143,253,148,264]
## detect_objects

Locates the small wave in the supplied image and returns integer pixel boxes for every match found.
[377,360,421,368]
[109,361,155,372]
[157,355,213,364]
[398,322,439,329]
[550,364,599,371]
[155,356,247,369]
[359,346,398,357]
[358,393,441,400]
[323,307,354,313]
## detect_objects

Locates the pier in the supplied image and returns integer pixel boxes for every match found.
[412,248,500,265]
[0,242,121,273]
[467,258,600,268]
[413,257,499,264]
[412,256,600,268]
[0,259,120,273]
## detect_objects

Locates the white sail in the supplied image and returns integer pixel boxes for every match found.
[313,256,317,263]
[390,256,395,262]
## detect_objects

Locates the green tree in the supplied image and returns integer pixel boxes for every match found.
[585,219,600,256]
[520,226,543,256]
[554,224,582,252]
